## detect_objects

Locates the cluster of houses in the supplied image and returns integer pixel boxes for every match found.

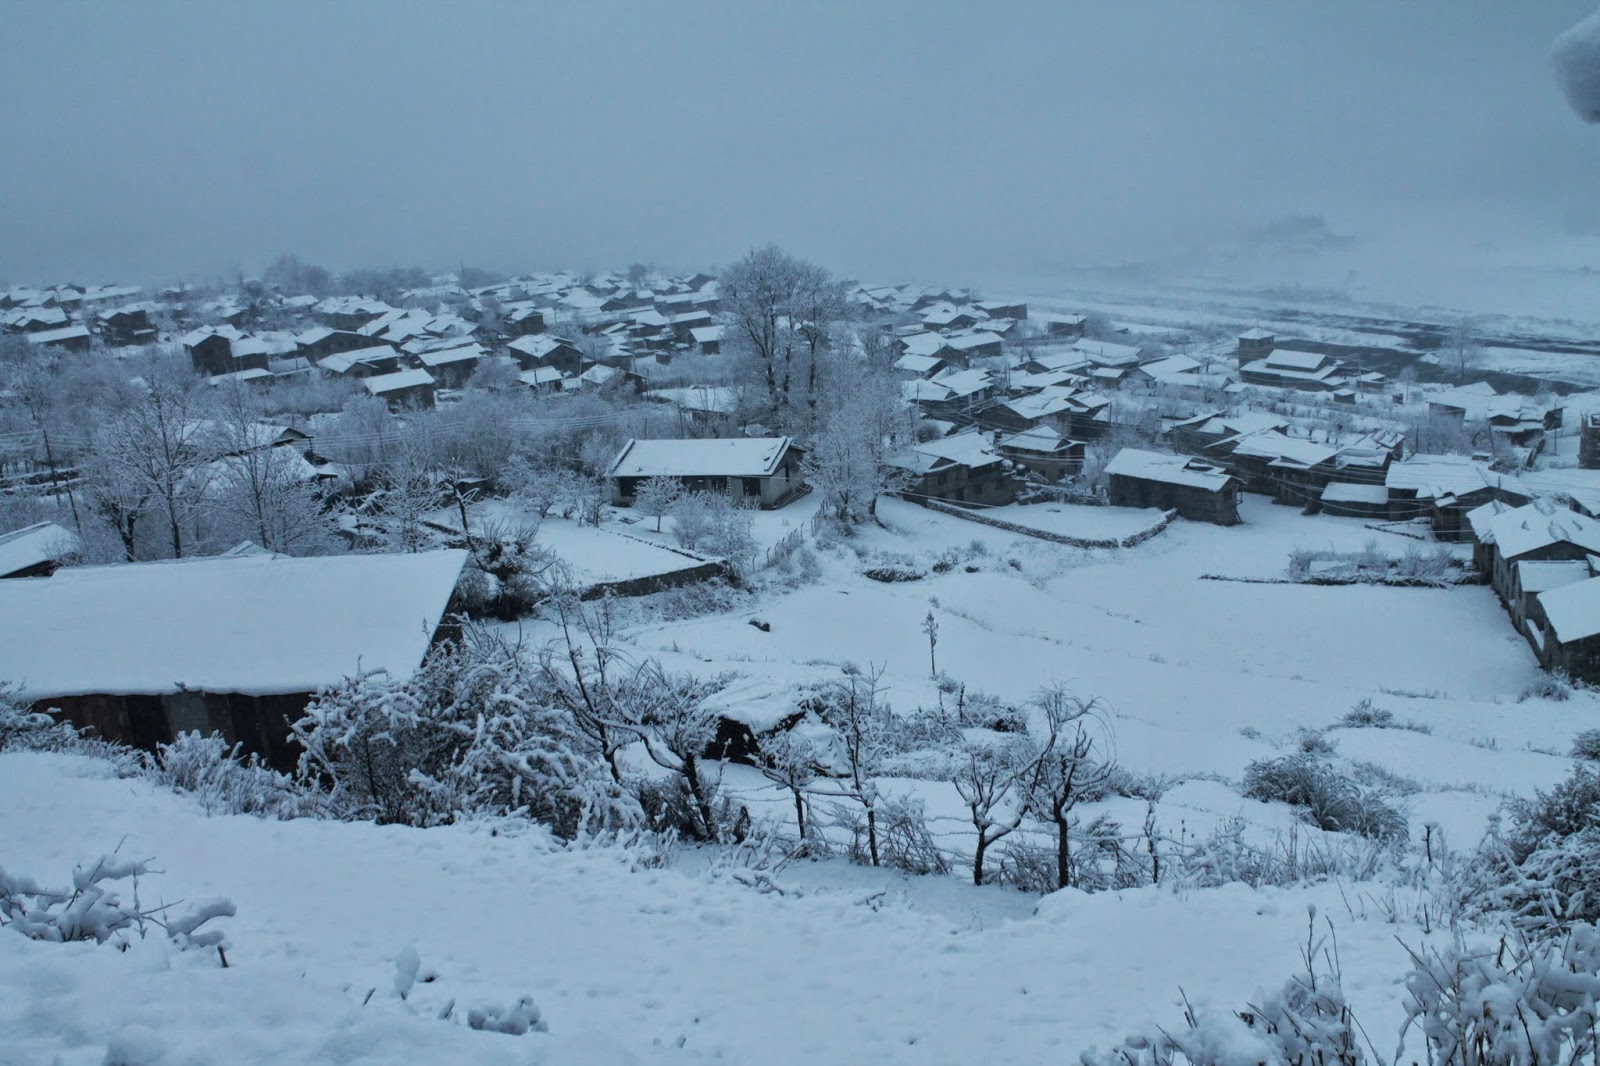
[174,271,727,409]
[2,283,153,353]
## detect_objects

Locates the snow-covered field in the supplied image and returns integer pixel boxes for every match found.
[6,494,1600,1065]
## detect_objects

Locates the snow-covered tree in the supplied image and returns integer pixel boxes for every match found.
[83,357,208,559]
[810,664,891,866]
[1019,686,1115,891]
[720,244,847,435]
[634,475,683,532]
[197,383,334,555]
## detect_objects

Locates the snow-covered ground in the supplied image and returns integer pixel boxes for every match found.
[0,752,1447,1066]
[7,493,1600,1065]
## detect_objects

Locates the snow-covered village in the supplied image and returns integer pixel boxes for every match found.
[6,4,1600,1065]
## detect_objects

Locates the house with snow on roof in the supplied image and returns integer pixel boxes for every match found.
[997,426,1084,483]
[363,368,437,409]
[609,437,806,510]
[1386,454,1532,540]
[1105,448,1241,525]
[1530,576,1600,683]
[887,430,1017,508]
[0,549,468,769]
[1481,502,1600,621]
[1239,347,1345,392]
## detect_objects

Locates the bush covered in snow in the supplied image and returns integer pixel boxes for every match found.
[1396,925,1600,1066]
[1243,754,1408,842]
[1572,729,1600,763]
[1082,911,1366,1066]
[293,628,640,838]
[1520,674,1574,703]
[0,683,146,775]
[151,731,311,819]
[0,852,234,957]
[1489,765,1600,931]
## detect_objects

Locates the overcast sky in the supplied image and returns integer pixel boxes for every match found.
[2,1,1596,289]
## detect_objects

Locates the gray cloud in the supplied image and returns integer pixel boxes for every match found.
[2,0,1596,287]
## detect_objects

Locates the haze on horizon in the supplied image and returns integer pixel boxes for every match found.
[2,1,1597,292]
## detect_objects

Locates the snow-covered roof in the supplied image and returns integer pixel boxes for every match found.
[1228,430,1338,468]
[1488,503,1600,561]
[1238,328,1275,341]
[416,343,484,367]
[689,325,724,345]
[899,332,953,359]
[1071,340,1144,367]
[1140,355,1201,379]
[0,550,468,699]
[1538,576,1600,643]
[609,437,796,479]
[945,331,1003,352]
[1105,448,1235,492]
[650,386,737,414]
[0,523,80,578]
[1320,482,1389,505]
[1516,559,1594,595]
[999,425,1076,452]
[893,353,945,375]
[1519,469,1600,516]
[1262,348,1329,372]
[363,368,435,395]
[1385,455,1527,500]
[26,325,91,345]
[518,367,565,387]
[316,344,397,374]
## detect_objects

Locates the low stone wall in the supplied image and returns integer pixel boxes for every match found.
[580,560,732,600]
[918,498,1177,549]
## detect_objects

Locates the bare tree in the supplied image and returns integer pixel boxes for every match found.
[1443,318,1485,382]
[759,726,821,846]
[953,738,1039,886]
[810,664,890,866]
[1019,686,1114,891]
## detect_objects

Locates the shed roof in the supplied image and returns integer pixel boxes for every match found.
[610,437,796,479]
[1105,448,1235,492]
[1537,577,1600,643]
[0,522,81,578]
[0,550,467,699]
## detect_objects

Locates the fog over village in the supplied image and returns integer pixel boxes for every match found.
[6,4,1600,1064]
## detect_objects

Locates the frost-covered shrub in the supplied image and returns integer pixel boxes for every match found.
[1396,926,1600,1066]
[649,578,747,622]
[1243,754,1408,841]
[1296,728,1338,756]
[0,683,57,751]
[1572,729,1600,763]
[1338,699,1393,729]
[1174,819,1388,890]
[467,996,549,1035]
[836,795,949,875]
[1490,766,1600,930]
[1520,675,1572,703]
[0,853,233,955]
[152,731,309,819]
[0,684,145,775]
[670,492,756,569]
[1082,912,1365,1066]
[863,564,923,583]
[293,631,639,837]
